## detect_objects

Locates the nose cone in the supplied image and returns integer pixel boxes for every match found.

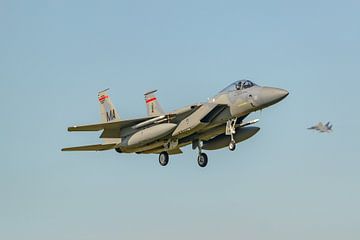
[258,87,289,109]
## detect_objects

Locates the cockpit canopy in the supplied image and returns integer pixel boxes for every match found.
[220,80,257,93]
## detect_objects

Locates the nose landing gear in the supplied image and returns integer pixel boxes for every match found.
[226,118,237,151]
[229,140,236,151]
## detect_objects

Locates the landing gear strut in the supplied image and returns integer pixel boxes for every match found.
[159,151,169,166]
[226,118,237,151]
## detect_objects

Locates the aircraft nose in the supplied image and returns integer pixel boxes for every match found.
[258,87,289,108]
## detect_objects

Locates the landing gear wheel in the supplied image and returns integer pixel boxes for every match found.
[159,152,169,166]
[197,153,208,168]
[229,141,236,151]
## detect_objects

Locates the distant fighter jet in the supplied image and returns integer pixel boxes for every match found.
[308,122,333,133]
[62,80,289,167]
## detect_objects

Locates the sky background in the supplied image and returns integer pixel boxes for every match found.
[1,0,359,239]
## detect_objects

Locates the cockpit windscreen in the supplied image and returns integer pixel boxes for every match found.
[220,80,256,93]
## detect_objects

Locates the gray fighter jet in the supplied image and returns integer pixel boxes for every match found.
[308,122,333,133]
[62,80,288,167]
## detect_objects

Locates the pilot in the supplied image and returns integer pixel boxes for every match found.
[236,82,242,90]
[243,80,253,89]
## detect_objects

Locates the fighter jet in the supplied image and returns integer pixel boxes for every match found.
[308,122,333,133]
[62,80,289,167]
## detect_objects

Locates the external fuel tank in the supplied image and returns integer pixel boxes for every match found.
[202,126,260,150]
[122,123,177,147]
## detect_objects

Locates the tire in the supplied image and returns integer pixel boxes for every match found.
[159,152,169,166]
[229,141,236,151]
[197,153,208,168]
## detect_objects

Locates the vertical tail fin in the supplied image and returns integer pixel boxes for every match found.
[144,90,165,117]
[98,88,120,123]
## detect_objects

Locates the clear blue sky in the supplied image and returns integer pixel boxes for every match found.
[1,0,359,239]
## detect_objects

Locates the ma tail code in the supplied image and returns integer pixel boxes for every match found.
[106,109,116,122]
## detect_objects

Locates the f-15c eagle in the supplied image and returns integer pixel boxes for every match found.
[308,122,333,133]
[62,80,289,167]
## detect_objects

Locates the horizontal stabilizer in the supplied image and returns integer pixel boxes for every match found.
[67,117,153,132]
[61,143,117,151]
[68,122,120,131]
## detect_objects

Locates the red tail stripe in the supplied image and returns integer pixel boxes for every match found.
[98,95,109,102]
[146,97,157,103]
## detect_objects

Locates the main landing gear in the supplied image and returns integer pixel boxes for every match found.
[157,118,240,167]
[158,148,208,168]
[159,151,169,166]
[194,140,208,168]
[197,153,208,168]
[158,140,210,168]
[226,118,237,151]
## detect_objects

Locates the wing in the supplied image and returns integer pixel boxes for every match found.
[172,103,228,137]
[67,117,154,132]
[200,104,228,123]
[61,143,117,151]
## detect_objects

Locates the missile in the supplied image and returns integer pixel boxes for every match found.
[132,115,167,129]
[238,119,259,127]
